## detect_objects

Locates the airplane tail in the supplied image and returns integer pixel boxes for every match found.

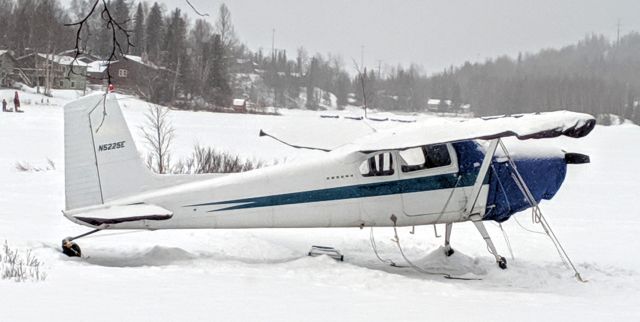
[64,93,156,210]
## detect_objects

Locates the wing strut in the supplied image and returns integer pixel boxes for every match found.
[497,140,587,282]
[464,139,499,217]
[461,138,586,281]
[461,139,508,269]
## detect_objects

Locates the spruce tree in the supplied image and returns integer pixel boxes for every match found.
[306,57,318,109]
[132,2,145,56]
[145,2,163,63]
[207,34,231,106]
[163,8,188,101]
[112,0,131,54]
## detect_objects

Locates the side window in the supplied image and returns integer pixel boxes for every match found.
[400,144,452,172]
[425,144,451,168]
[359,152,394,177]
[399,147,426,172]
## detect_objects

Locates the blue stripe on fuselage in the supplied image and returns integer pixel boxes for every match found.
[185,171,481,212]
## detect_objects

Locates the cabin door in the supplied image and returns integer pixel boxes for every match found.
[398,144,463,219]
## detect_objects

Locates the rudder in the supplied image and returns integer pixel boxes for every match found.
[64,93,154,210]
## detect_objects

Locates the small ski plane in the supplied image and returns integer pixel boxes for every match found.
[61,93,595,271]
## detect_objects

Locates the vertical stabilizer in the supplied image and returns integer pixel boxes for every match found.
[64,93,154,210]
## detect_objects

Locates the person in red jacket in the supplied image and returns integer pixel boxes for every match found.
[13,91,20,112]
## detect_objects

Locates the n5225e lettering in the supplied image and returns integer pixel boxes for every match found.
[98,141,125,152]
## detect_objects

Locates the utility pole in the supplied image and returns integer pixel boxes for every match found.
[377,60,382,79]
[360,45,364,69]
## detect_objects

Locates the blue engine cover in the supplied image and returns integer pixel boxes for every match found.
[453,141,567,223]
[486,156,567,222]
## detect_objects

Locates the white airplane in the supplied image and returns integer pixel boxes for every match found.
[61,93,595,274]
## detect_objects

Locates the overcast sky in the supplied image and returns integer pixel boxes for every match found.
[158,0,639,74]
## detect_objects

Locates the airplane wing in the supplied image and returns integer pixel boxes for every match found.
[259,116,379,151]
[353,110,595,152]
[63,203,173,227]
[260,111,596,153]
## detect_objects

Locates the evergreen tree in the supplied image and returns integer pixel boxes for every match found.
[163,8,188,100]
[207,34,232,106]
[189,19,213,98]
[145,2,163,63]
[131,2,145,56]
[112,0,131,54]
[0,0,12,46]
[335,73,350,108]
[306,57,318,109]
[11,0,35,56]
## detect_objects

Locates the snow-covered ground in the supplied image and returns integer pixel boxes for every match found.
[1,89,639,321]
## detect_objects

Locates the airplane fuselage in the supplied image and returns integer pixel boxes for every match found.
[76,139,567,231]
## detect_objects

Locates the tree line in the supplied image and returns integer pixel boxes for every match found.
[1,0,639,123]
[0,0,238,106]
[75,0,237,106]
[354,34,640,124]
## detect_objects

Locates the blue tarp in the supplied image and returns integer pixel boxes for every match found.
[485,156,566,222]
[453,141,567,223]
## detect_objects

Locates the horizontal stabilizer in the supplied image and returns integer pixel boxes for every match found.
[64,204,173,227]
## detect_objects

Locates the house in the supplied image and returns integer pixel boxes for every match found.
[86,60,110,83]
[0,50,32,87]
[232,98,248,112]
[231,58,259,74]
[86,54,174,98]
[427,98,452,112]
[16,53,88,90]
[57,50,102,64]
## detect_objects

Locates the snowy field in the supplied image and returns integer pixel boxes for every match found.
[1,89,639,321]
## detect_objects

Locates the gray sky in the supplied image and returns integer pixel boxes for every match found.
[161,0,639,74]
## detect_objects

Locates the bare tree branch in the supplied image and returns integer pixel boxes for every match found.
[185,0,209,17]
[141,103,174,174]
[64,0,133,88]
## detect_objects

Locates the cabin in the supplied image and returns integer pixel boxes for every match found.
[232,98,248,112]
[57,50,102,64]
[86,54,174,98]
[16,53,88,90]
[86,60,110,83]
[427,98,452,112]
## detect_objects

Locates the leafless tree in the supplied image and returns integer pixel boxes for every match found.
[353,59,368,117]
[141,103,174,174]
[172,145,265,174]
[215,3,237,51]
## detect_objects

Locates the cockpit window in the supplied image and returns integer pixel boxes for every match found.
[400,144,451,172]
[425,144,451,168]
[359,152,394,177]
